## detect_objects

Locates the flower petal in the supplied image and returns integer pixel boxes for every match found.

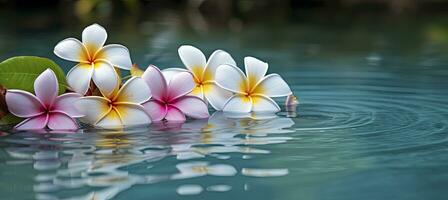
[215,64,247,94]
[6,90,44,118]
[162,68,189,82]
[251,95,280,112]
[244,56,268,89]
[67,63,94,95]
[167,72,196,101]
[15,114,48,130]
[203,83,233,110]
[178,45,206,81]
[54,38,88,62]
[34,69,58,108]
[222,94,252,113]
[171,96,209,119]
[97,44,132,70]
[190,85,204,99]
[47,111,78,130]
[252,74,292,97]
[115,77,151,104]
[142,65,167,101]
[203,50,236,82]
[165,106,186,122]
[92,61,119,97]
[75,96,110,124]
[115,103,151,126]
[82,24,107,56]
[142,100,167,121]
[96,108,122,128]
[52,93,83,117]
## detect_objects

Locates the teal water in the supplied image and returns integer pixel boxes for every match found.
[1,11,448,200]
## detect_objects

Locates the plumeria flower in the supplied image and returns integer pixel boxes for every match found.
[141,65,209,122]
[163,45,236,110]
[75,77,152,128]
[54,24,132,96]
[5,69,82,130]
[216,56,292,113]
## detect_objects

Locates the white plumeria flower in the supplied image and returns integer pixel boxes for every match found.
[54,24,133,96]
[163,45,236,110]
[75,77,152,128]
[216,56,292,113]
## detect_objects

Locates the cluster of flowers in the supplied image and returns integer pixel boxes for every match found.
[5,24,293,130]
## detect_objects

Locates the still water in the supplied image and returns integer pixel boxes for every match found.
[1,10,448,200]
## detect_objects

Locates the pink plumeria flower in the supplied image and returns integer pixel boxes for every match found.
[5,69,83,130]
[54,24,132,96]
[216,56,292,113]
[75,77,152,128]
[162,45,236,110]
[142,65,209,122]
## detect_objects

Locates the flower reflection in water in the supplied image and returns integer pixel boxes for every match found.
[1,111,295,199]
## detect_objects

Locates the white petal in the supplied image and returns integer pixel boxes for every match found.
[82,24,107,56]
[178,45,206,80]
[115,103,151,126]
[251,95,280,112]
[97,44,132,70]
[215,64,247,94]
[115,77,151,104]
[203,83,233,110]
[203,50,236,82]
[34,69,58,108]
[252,74,292,97]
[171,96,209,119]
[75,96,110,124]
[244,56,268,89]
[96,108,122,128]
[162,68,189,83]
[67,63,94,95]
[222,95,252,113]
[92,61,119,97]
[54,38,88,62]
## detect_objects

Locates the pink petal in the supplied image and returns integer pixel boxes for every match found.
[166,72,195,101]
[34,69,58,108]
[47,111,78,130]
[142,65,167,101]
[52,93,83,117]
[6,90,45,118]
[165,105,186,122]
[171,96,209,119]
[142,100,167,121]
[15,114,49,130]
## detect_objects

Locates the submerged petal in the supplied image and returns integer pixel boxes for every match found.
[115,77,151,104]
[47,111,78,130]
[142,100,167,121]
[215,64,247,94]
[15,114,49,130]
[171,96,209,119]
[67,63,94,95]
[252,74,292,97]
[6,90,44,118]
[203,83,233,110]
[251,95,280,112]
[165,106,186,122]
[142,65,167,101]
[244,56,268,90]
[222,94,252,113]
[97,44,132,70]
[203,50,236,82]
[52,93,83,117]
[82,24,107,56]
[167,72,196,101]
[178,45,207,81]
[115,103,151,126]
[34,69,58,108]
[54,38,88,62]
[92,61,119,97]
[75,96,110,124]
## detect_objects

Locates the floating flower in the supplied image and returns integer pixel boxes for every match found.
[142,65,209,122]
[163,45,236,110]
[5,69,82,130]
[54,24,132,96]
[75,77,152,128]
[216,56,292,113]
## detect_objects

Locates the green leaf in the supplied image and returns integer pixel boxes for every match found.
[0,113,22,125]
[0,56,68,94]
